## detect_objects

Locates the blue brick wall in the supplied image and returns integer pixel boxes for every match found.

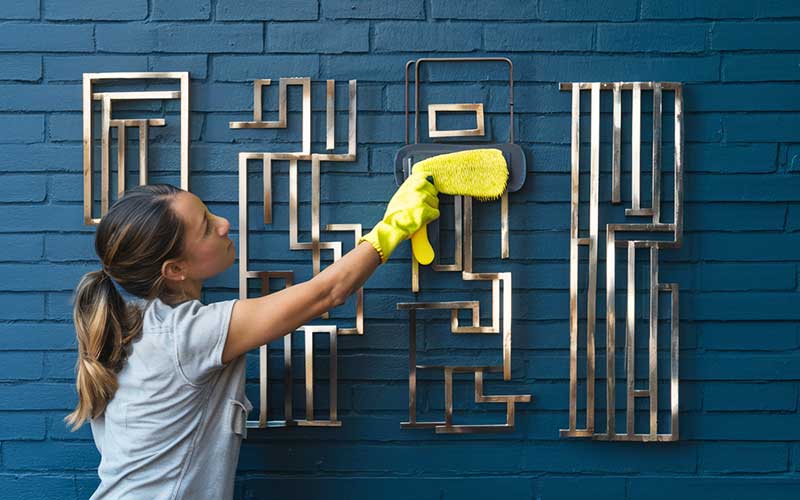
[1,1,799,498]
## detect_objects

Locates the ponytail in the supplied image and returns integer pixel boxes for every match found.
[65,269,143,430]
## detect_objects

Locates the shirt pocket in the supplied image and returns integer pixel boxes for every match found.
[228,398,253,439]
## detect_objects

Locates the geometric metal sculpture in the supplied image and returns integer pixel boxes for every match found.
[396,58,530,434]
[82,72,190,225]
[232,77,358,429]
[558,81,684,442]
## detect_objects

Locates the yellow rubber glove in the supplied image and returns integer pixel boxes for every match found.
[358,172,441,264]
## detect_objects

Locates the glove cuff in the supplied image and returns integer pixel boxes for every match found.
[358,221,405,264]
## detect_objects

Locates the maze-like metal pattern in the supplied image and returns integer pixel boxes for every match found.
[558,82,684,442]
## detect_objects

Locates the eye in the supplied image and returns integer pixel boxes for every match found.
[204,212,214,236]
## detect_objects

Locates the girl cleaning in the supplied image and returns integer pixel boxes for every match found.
[66,174,440,499]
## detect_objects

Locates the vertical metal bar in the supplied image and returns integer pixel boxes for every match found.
[101,95,111,216]
[626,241,635,436]
[139,122,148,185]
[117,124,126,199]
[649,247,659,438]
[262,154,272,224]
[502,272,512,381]
[587,82,600,432]
[463,196,473,273]
[631,82,641,211]
[284,333,293,421]
[82,75,92,224]
[180,73,189,191]
[305,327,314,421]
[253,80,265,122]
[670,284,680,439]
[606,228,616,436]
[612,82,621,204]
[408,309,417,424]
[289,159,298,247]
[501,191,509,258]
[567,84,580,432]
[326,79,335,151]
[444,367,453,426]
[301,78,311,155]
[259,344,267,427]
[348,80,357,157]
[311,156,321,278]
[329,329,338,421]
[652,82,662,223]
[674,85,684,243]
[238,154,248,297]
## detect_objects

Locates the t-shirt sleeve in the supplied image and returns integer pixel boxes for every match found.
[170,298,238,386]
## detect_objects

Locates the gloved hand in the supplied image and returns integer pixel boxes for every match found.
[358,172,440,264]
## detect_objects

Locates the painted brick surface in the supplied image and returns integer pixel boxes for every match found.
[0,1,798,498]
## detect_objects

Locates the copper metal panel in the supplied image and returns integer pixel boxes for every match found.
[559,81,684,442]
[82,72,189,225]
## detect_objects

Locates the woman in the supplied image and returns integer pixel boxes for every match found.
[67,175,440,499]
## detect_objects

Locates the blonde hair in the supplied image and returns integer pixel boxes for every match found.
[66,184,186,430]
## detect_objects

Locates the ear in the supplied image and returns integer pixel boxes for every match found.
[161,258,187,283]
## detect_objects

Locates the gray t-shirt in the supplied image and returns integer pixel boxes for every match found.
[89,296,249,499]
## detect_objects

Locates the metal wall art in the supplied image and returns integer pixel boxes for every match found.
[395,58,530,434]
[558,82,683,442]
[82,72,190,225]
[232,78,358,429]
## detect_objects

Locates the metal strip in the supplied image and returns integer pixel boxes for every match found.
[587,82,600,432]
[305,327,314,421]
[427,103,485,138]
[82,74,93,224]
[606,227,616,436]
[670,284,680,439]
[566,84,580,433]
[101,95,111,216]
[179,73,189,191]
[674,85,684,245]
[626,241,635,436]
[326,79,335,150]
[652,82,662,223]
[631,82,641,211]
[116,123,126,199]
[329,328,338,421]
[139,122,148,185]
[284,333,293,422]
[612,82,621,204]
[649,246,659,438]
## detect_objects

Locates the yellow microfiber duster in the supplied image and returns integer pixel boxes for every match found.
[410,148,509,265]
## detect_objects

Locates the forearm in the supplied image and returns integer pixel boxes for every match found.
[315,240,381,306]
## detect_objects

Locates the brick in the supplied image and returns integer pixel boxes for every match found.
[374,22,480,52]
[713,21,800,50]
[0,55,41,81]
[320,54,413,81]
[44,352,77,380]
[693,232,800,261]
[213,55,319,82]
[700,322,798,351]
[0,235,43,262]
[217,0,318,20]
[682,353,800,380]
[788,204,800,231]
[0,114,43,143]
[726,114,800,142]
[152,0,211,20]
[484,23,594,52]
[431,0,537,19]
[96,23,263,53]
[705,382,796,411]
[48,413,93,441]
[0,382,75,410]
[687,203,785,232]
[630,478,800,500]
[0,263,94,292]
[323,0,424,19]
[722,54,800,82]
[0,0,40,19]
[687,174,800,202]
[0,293,44,320]
[268,22,369,53]
[0,352,43,380]
[540,0,638,21]
[0,23,93,52]
[641,1,757,19]
[522,441,696,473]
[0,413,47,440]
[241,478,440,500]
[701,443,788,473]
[597,23,708,53]
[45,55,148,82]
[44,0,146,20]
[149,55,208,78]
[0,144,82,172]
[509,54,721,83]
[0,323,77,350]
[0,84,81,112]
[1,204,87,232]
[536,477,625,500]
[686,143,777,172]
[701,263,795,291]
[0,474,76,498]
[689,83,800,112]
[3,441,99,470]
[0,174,47,202]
